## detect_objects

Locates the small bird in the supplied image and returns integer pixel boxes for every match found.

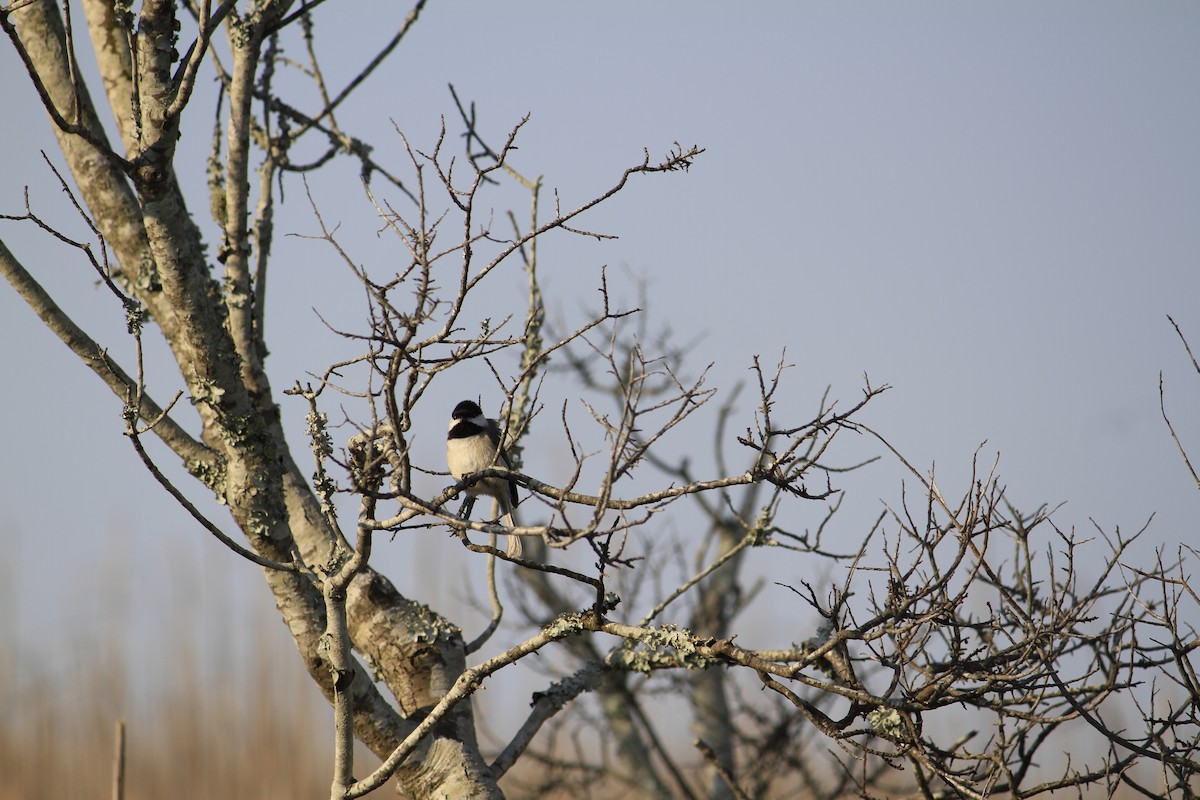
[446,399,522,557]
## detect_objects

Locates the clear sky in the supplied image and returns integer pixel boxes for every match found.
[2,0,1198,726]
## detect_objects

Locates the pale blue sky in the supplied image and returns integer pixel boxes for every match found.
[2,1,1198,721]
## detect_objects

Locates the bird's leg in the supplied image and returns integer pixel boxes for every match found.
[457,495,476,519]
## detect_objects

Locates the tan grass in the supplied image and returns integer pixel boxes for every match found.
[0,609,334,799]
[0,526,388,800]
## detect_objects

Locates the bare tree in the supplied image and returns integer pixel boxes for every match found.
[2,2,1197,798]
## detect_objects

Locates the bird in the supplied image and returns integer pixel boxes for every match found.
[446,399,522,557]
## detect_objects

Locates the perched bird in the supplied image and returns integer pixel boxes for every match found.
[446,399,522,557]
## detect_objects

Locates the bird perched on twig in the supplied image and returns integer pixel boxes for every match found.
[446,399,522,557]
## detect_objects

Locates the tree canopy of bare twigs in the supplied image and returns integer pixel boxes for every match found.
[1,2,1197,799]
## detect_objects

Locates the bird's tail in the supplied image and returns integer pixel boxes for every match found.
[499,500,521,558]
